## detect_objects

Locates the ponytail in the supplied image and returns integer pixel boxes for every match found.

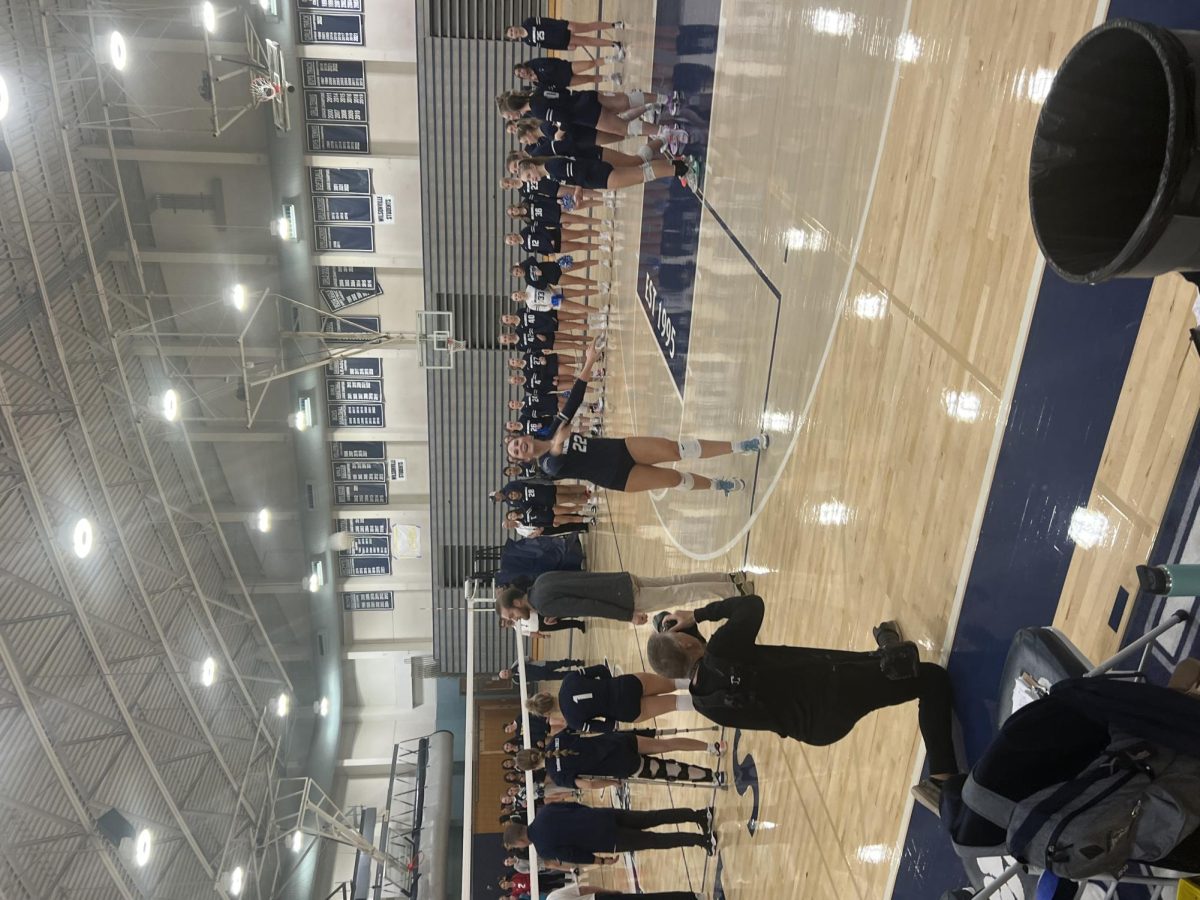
[514,748,543,771]
[496,90,534,115]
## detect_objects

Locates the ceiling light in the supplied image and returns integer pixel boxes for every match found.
[108,31,128,71]
[201,1,217,33]
[289,830,303,853]
[134,829,152,867]
[0,75,10,121]
[304,572,318,592]
[71,517,94,558]
[316,696,329,717]
[275,693,290,717]
[230,283,247,311]
[228,866,244,896]
[255,507,272,533]
[160,388,180,422]
[200,656,216,687]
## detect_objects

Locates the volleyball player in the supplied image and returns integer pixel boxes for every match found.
[505,223,610,255]
[511,286,600,316]
[511,256,604,294]
[516,731,722,792]
[512,117,663,167]
[514,57,617,90]
[507,198,609,231]
[507,341,767,495]
[504,17,624,53]
[527,670,696,731]
[520,155,686,194]
[496,90,658,140]
[490,480,588,509]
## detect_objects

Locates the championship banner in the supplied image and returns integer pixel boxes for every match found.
[301,59,367,89]
[330,440,385,459]
[336,516,389,534]
[334,482,388,505]
[304,89,369,123]
[317,267,382,311]
[298,12,364,45]
[315,223,375,252]
[309,167,372,194]
[326,356,382,377]
[312,195,373,223]
[342,590,394,611]
[326,378,383,402]
[327,403,385,428]
[306,123,370,154]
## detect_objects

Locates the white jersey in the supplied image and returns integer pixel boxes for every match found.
[546,886,586,900]
[525,285,562,312]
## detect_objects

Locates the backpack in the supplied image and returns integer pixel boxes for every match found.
[963,732,1200,879]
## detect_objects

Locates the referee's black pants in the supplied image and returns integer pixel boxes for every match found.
[610,808,707,852]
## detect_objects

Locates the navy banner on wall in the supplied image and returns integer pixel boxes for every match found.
[297,0,361,10]
[332,460,388,481]
[306,123,370,154]
[315,224,374,252]
[301,59,367,89]
[304,89,369,123]
[310,167,372,195]
[317,267,382,311]
[336,516,389,533]
[328,403,385,428]
[312,195,374,224]
[327,378,383,402]
[326,356,382,378]
[342,590,394,611]
[298,12,364,45]
[334,482,388,505]
[340,534,391,556]
[338,555,392,577]
[330,440,385,459]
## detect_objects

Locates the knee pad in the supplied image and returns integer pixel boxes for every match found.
[637,143,654,162]
[678,436,702,459]
[672,471,695,492]
[641,160,656,180]
[630,90,646,106]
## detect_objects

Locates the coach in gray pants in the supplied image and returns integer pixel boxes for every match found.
[495,570,750,625]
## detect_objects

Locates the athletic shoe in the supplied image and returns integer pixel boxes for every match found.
[710,477,746,495]
[910,779,943,818]
[668,90,686,115]
[598,231,613,242]
[710,740,727,758]
[611,20,625,29]
[612,42,626,61]
[713,770,728,789]
[704,805,716,833]
[598,281,612,292]
[738,580,756,596]
[609,72,623,87]
[672,159,690,182]
[642,105,661,124]
[736,432,770,454]
[706,830,719,857]
[729,571,749,587]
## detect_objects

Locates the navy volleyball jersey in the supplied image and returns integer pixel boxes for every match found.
[507,480,555,506]
[521,310,558,334]
[523,391,560,417]
[524,351,558,374]
[518,180,554,202]
[521,226,560,254]
[526,197,562,227]
[527,56,575,89]
[520,506,554,527]
[527,89,571,125]
[525,370,554,394]
[521,16,571,50]
[545,732,640,787]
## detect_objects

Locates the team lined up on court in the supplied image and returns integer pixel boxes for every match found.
[484,15,961,900]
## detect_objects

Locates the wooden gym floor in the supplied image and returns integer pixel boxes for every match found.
[534,0,1200,897]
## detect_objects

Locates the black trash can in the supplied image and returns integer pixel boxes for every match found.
[1029,18,1200,284]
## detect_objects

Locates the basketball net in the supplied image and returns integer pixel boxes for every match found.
[249,75,280,106]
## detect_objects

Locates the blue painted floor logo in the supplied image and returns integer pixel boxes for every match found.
[636,0,721,398]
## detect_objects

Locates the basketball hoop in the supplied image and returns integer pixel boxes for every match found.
[250,75,280,106]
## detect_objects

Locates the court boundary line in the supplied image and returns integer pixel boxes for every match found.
[648,0,915,561]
